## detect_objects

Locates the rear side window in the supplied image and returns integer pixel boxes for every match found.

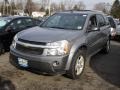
[97,14,106,27]
[105,16,110,25]
[24,18,34,27]
[108,17,116,28]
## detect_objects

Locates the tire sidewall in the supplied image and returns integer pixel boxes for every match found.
[68,50,86,79]
[105,40,110,53]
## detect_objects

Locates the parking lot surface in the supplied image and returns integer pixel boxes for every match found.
[0,41,120,90]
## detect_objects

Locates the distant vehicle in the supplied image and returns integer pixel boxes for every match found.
[107,16,117,37]
[10,10,110,79]
[37,16,49,22]
[0,16,40,55]
[33,18,42,25]
[114,19,120,40]
[41,16,49,21]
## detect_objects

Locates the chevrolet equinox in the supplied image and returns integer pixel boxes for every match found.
[10,10,111,79]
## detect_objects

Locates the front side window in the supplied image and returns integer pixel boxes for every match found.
[88,15,97,29]
[41,13,87,30]
[24,18,34,27]
[10,19,25,30]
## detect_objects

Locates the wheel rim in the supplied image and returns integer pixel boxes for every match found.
[75,55,84,75]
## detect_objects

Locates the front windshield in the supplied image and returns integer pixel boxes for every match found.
[0,18,11,29]
[40,13,87,30]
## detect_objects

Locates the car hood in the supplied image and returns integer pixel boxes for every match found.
[18,26,83,43]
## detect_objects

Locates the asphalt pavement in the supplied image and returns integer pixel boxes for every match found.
[90,40,120,88]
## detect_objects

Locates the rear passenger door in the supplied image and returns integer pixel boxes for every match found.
[96,14,110,48]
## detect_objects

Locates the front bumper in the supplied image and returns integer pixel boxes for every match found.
[10,47,69,74]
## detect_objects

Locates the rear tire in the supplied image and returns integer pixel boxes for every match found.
[66,50,86,79]
[101,40,110,54]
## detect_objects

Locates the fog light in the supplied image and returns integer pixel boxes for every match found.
[53,61,60,67]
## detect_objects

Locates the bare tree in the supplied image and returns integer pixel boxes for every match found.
[59,1,65,11]
[94,2,110,14]
[16,1,23,10]
[64,0,74,10]
[41,0,49,9]
[51,2,58,12]
[24,0,37,16]
[73,1,86,10]
[77,1,86,10]
[94,3,105,11]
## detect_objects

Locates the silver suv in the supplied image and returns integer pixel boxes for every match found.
[10,10,111,79]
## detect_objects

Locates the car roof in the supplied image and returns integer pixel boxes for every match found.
[0,16,31,20]
[56,10,104,15]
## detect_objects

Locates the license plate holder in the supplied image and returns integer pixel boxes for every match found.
[18,58,28,67]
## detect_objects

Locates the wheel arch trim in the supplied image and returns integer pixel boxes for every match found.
[65,43,87,70]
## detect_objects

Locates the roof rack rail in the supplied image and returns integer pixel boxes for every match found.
[62,10,92,12]
[61,10,103,13]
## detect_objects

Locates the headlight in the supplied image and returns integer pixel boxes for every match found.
[14,34,18,41]
[11,35,18,48]
[44,40,70,56]
[12,40,16,48]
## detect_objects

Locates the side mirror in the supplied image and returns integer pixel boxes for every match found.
[92,27,100,31]
[5,26,13,32]
[88,26,100,32]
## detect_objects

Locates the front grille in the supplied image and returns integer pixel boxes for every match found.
[16,44,44,55]
[18,39,46,45]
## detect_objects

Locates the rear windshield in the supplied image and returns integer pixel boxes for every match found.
[40,13,87,30]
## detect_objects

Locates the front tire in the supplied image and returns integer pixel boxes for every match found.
[66,50,86,79]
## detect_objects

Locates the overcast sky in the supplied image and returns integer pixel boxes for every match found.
[35,0,114,9]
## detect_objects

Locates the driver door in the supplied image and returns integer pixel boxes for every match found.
[5,19,26,47]
[86,15,101,55]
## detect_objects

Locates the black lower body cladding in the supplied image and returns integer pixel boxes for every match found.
[10,47,69,74]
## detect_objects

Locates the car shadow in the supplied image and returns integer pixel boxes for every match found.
[90,41,120,88]
[27,68,58,76]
